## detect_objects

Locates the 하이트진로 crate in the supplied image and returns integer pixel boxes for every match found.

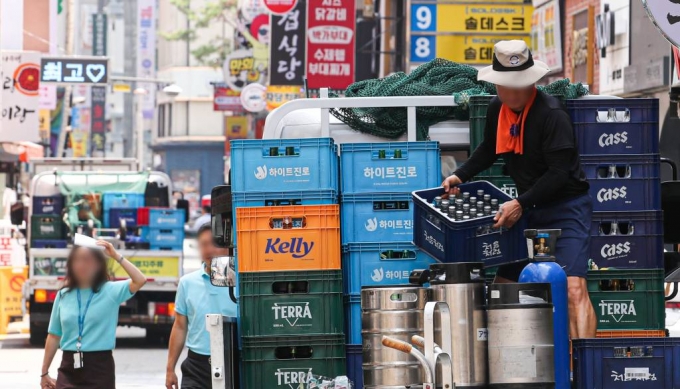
[341,193,413,243]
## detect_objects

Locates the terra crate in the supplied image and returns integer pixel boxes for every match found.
[589,210,663,269]
[344,294,362,344]
[106,208,139,228]
[340,141,441,194]
[240,335,346,389]
[230,138,339,193]
[341,193,414,244]
[102,192,145,211]
[233,190,337,208]
[469,95,495,153]
[236,205,340,272]
[239,270,343,337]
[342,242,438,295]
[572,337,680,389]
[581,154,660,212]
[567,98,659,155]
[346,344,363,389]
[588,269,665,331]
[30,215,65,240]
[412,183,528,266]
[32,196,64,215]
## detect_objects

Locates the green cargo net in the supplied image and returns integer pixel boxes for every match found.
[330,58,589,140]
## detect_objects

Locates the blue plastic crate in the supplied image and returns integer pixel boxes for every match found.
[32,196,64,215]
[342,242,438,295]
[340,141,441,193]
[589,211,663,269]
[31,239,68,249]
[412,183,528,266]
[147,209,185,229]
[150,243,183,251]
[572,337,680,388]
[344,294,362,344]
[106,208,138,228]
[341,193,413,244]
[582,154,661,212]
[566,99,659,155]
[346,343,363,389]
[141,227,184,247]
[232,190,337,208]
[230,138,339,193]
[102,193,145,211]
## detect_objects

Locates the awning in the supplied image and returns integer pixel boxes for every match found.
[0,142,44,163]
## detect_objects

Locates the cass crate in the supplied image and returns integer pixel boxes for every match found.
[412,183,528,266]
[344,294,361,344]
[346,344,363,389]
[106,208,139,228]
[582,154,661,212]
[341,193,413,244]
[230,138,339,193]
[588,269,665,330]
[239,270,343,337]
[32,196,64,215]
[236,205,340,272]
[469,95,495,153]
[567,98,659,155]
[342,242,438,295]
[340,141,441,193]
[102,193,144,211]
[589,211,663,269]
[141,227,184,247]
[31,239,68,249]
[241,335,346,389]
[572,337,680,389]
[233,190,337,208]
[31,215,65,240]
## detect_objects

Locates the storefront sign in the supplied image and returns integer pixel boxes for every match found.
[92,13,107,56]
[433,35,531,65]
[90,86,106,153]
[270,0,306,85]
[225,115,249,143]
[306,0,356,89]
[643,0,680,47]
[70,130,89,158]
[137,0,156,119]
[40,56,109,85]
[214,85,242,111]
[266,85,303,111]
[623,57,669,94]
[530,0,562,73]
[240,0,269,22]
[110,256,180,278]
[264,0,298,15]
[240,83,267,112]
[2,51,40,142]
[224,48,267,91]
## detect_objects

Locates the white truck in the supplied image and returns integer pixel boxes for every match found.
[22,158,186,345]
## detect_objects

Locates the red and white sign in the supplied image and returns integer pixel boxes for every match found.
[214,86,242,111]
[264,0,298,15]
[306,0,355,90]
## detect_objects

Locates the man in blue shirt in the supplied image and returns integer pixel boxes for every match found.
[165,224,237,389]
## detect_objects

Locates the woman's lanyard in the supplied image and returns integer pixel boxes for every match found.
[76,289,94,352]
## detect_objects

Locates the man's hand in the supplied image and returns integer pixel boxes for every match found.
[166,370,179,389]
[493,199,523,228]
[442,175,462,197]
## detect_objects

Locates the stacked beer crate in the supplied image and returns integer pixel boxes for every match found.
[338,142,441,388]
[230,138,346,389]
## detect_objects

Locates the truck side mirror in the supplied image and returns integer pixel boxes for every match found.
[10,202,25,226]
[211,185,232,248]
[210,256,236,288]
[176,199,190,222]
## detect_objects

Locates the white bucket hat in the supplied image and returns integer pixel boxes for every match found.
[477,40,550,88]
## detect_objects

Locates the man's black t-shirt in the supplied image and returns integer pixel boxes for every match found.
[455,91,589,208]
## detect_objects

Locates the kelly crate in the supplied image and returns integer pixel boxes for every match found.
[241,335,346,389]
[136,208,185,229]
[589,211,663,269]
[32,196,64,215]
[341,193,413,244]
[582,154,661,212]
[588,269,665,331]
[344,294,361,344]
[566,98,659,155]
[339,141,441,194]
[239,270,343,337]
[469,95,495,153]
[102,193,145,211]
[346,344,363,389]
[342,242,438,295]
[236,205,340,272]
[230,138,339,193]
[232,190,337,208]
[412,183,528,266]
[106,208,138,228]
[31,239,67,249]
[140,227,184,250]
[30,215,65,240]
[572,337,680,389]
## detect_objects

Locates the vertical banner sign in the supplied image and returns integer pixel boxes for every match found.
[90,86,106,152]
[306,0,356,90]
[531,0,562,73]
[270,0,306,85]
[137,0,156,119]
[92,14,108,57]
[38,85,57,110]
[1,51,41,142]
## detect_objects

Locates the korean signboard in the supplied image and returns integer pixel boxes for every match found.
[214,85,243,111]
[306,0,356,90]
[432,35,531,65]
[266,85,303,110]
[137,0,156,119]
[270,0,306,85]
[531,0,562,73]
[2,51,41,142]
[40,57,109,85]
[643,0,680,48]
[224,48,266,91]
[264,0,298,14]
[92,13,108,57]
[90,86,106,153]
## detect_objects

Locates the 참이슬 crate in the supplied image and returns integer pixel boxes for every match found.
[239,270,343,337]
[572,337,680,388]
[412,183,528,266]
[339,141,441,194]
[236,205,341,272]
[340,193,414,244]
[588,269,665,331]
[230,138,339,193]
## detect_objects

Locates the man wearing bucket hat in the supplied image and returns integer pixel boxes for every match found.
[442,40,597,338]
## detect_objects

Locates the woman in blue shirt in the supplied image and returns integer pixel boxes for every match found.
[39,240,147,389]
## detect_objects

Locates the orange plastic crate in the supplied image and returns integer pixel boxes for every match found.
[236,205,340,272]
[596,330,668,338]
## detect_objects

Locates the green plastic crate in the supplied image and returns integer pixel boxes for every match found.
[239,270,344,337]
[31,215,65,240]
[587,269,665,331]
[469,95,495,153]
[241,335,346,389]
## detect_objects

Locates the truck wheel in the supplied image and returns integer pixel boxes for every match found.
[29,325,48,347]
[145,329,170,346]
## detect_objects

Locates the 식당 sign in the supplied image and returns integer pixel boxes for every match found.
[270,0,306,85]
[643,0,680,47]
[40,57,109,85]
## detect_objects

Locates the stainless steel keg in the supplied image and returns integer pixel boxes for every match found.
[487,283,555,389]
[361,287,430,388]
